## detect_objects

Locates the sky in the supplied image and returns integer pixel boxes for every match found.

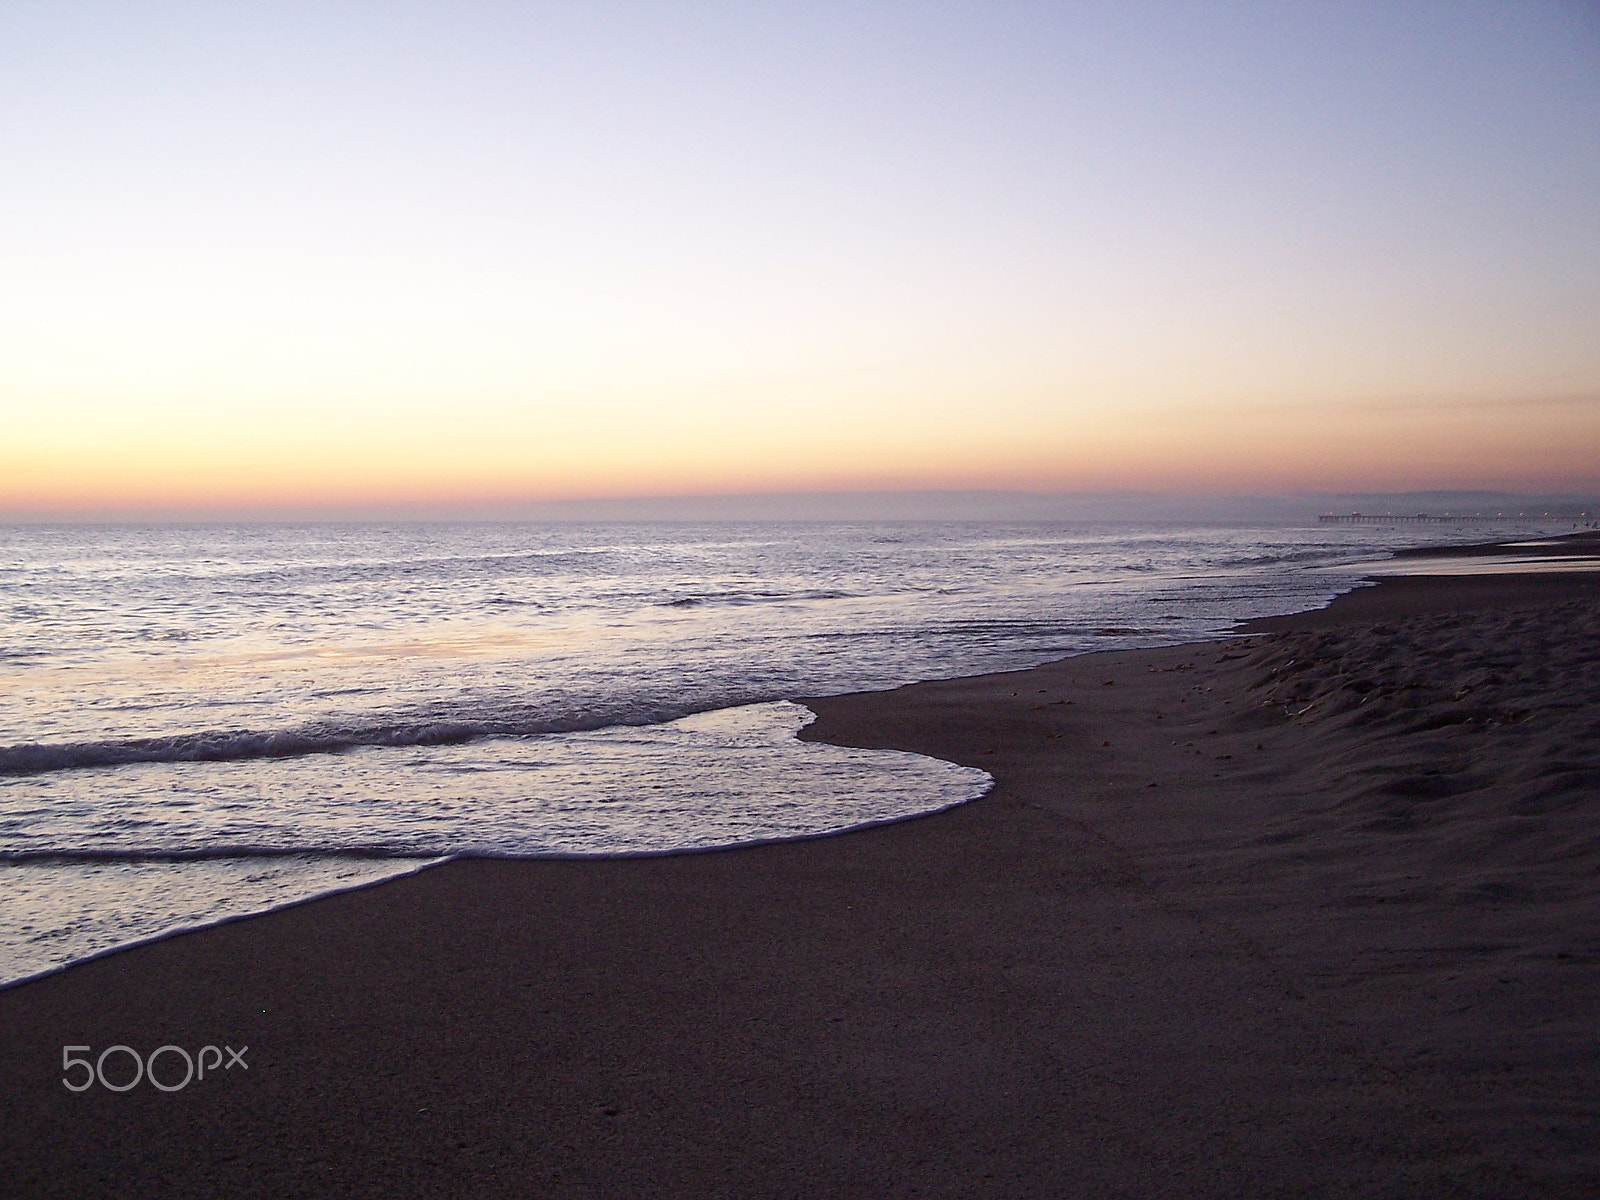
[3,1,1598,517]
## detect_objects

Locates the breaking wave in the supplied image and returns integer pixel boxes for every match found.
[0,703,741,776]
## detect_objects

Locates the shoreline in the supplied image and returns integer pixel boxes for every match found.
[4,552,1597,1196]
[0,698,994,991]
[0,758,992,996]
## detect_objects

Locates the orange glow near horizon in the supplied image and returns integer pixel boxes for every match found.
[3,6,1597,517]
[6,384,1597,518]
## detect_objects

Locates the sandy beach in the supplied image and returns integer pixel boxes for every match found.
[3,556,1598,1197]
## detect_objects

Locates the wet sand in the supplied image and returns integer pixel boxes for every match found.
[2,564,1597,1197]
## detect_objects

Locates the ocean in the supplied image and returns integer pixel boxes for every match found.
[0,518,1552,984]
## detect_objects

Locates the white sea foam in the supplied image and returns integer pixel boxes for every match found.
[0,518,1572,984]
[0,702,990,985]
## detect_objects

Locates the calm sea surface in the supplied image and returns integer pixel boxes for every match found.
[0,519,1549,983]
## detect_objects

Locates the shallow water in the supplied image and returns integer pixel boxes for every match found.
[1359,555,1600,575]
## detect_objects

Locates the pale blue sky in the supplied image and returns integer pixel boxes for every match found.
[3,2,1597,512]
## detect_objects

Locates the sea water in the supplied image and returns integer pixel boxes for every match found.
[0,519,1547,983]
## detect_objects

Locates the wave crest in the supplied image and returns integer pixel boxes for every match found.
[0,703,717,776]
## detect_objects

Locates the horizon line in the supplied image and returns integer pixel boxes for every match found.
[5,487,1598,526]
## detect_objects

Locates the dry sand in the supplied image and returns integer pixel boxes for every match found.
[2,564,1597,1197]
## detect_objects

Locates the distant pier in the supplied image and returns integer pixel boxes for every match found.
[1319,513,1461,524]
[1319,511,1594,525]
